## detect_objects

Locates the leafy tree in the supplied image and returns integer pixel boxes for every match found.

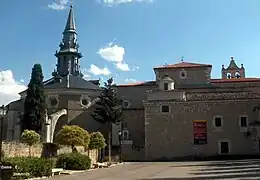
[22,64,46,134]
[89,132,106,150]
[91,78,123,162]
[21,130,41,156]
[55,125,90,152]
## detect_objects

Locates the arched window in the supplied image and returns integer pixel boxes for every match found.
[122,129,129,140]
[235,72,241,79]
[227,73,232,79]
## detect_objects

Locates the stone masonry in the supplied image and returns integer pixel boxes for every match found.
[116,57,260,161]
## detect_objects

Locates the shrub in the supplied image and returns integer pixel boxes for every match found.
[21,130,41,156]
[28,157,54,177]
[89,132,106,150]
[56,152,91,170]
[55,125,90,151]
[4,157,55,178]
[41,143,60,158]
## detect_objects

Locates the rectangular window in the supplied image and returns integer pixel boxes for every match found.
[161,105,169,113]
[123,101,129,108]
[164,83,168,90]
[240,116,248,127]
[214,117,222,127]
[220,141,229,154]
[123,130,129,140]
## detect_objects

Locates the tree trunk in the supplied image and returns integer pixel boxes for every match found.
[98,149,101,162]
[71,145,77,153]
[108,130,111,164]
[29,146,31,157]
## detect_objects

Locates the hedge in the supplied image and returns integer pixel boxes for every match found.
[56,152,91,170]
[4,157,55,178]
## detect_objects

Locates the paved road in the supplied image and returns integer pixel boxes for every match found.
[49,159,260,180]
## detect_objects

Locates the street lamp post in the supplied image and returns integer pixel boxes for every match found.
[0,105,7,162]
[118,131,122,163]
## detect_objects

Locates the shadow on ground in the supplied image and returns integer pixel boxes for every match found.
[142,159,260,180]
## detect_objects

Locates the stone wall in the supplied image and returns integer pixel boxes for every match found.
[2,142,98,164]
[154,66,212,85]
[144,100,260,160]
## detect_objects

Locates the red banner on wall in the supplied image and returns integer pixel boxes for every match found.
[193,120,207,145]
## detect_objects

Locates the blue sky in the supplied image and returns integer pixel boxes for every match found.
[1,0,260,104]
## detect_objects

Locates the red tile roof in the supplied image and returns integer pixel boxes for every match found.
[154,62,212,69]
[211,78,260,83]
[116,81,155,87]
[116,78,260,87]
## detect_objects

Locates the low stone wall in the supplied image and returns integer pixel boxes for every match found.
[2,142,42,157]
[2,141,98,164]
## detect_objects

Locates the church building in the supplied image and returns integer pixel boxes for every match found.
[4,5,260,161]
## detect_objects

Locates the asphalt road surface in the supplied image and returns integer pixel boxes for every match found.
[49,159,260,180]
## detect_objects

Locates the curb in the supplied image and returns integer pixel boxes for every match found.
[26,162,126,179]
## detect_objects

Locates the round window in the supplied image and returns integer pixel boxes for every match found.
[49,98,58,106]
[180,70,187,79]
[81,99,88,106]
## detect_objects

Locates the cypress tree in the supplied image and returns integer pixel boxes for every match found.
[22,64,46,134]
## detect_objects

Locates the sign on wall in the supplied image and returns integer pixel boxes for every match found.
[193,120,207,145]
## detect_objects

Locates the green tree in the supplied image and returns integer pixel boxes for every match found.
[55,125,90,152]
[91,78,123,162]
[21,130,41,156]
[91,78,123,124]
[22,64,46,134]
[89,132,106,150]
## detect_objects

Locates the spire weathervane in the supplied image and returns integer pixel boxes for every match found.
[70,0,73,7]
[181,56,184,62]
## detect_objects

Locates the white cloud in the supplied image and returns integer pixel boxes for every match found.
[88,64,111,76]
[48,0,69,11]
[116,62,130,71]
[102,0,153,6]
[97,42,134,71]
[81,68,91,80]
[97,43,125,63]
[0,70,27,105]
[125,78,137,83]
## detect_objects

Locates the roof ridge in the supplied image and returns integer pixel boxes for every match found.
[154,61,212,69]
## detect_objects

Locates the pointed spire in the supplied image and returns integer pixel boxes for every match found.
[55,4,83,77]
[64,5,76,34]
[227,56,239,70]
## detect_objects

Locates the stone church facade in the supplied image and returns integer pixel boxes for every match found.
[116,59,260,161]
[4,6,260,161]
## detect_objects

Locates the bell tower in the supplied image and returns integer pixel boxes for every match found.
[53,5,83,77]
[222,57,245,79]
